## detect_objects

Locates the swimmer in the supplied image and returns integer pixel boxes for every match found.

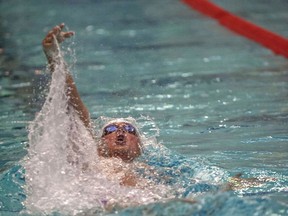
[42,23,142,163]
[42,24,275,190]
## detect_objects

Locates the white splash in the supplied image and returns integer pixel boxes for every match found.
[23,46,173,215]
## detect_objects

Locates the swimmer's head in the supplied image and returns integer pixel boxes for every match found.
[98,119,142,162]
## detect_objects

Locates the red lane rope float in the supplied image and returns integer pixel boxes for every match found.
[182,0,288,58]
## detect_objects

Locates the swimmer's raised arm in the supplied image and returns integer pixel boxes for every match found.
[42,23,91,129]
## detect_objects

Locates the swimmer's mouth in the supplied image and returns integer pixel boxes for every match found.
[116,135,126,145]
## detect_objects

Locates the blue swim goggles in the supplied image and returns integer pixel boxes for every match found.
[102,123,137,137]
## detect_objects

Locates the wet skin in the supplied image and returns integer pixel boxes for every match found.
[98,122,141,162]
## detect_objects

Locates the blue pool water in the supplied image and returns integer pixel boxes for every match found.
[0,0,288,215]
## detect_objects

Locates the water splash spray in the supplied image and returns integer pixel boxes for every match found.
[23,40,173,215]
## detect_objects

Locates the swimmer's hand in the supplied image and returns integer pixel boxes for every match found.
[225,173,276,190]
[42,23,74,61]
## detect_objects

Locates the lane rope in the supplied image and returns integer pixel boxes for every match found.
[182,0,288,58]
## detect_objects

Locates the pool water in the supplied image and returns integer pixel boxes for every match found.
[0,0,288,215]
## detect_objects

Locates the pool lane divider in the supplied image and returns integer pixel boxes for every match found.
[182,0,288,58]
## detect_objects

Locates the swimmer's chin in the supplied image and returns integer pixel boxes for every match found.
[111,149,134,161]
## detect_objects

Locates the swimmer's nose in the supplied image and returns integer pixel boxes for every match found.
[116,129,125,137]
[116,128,125,135]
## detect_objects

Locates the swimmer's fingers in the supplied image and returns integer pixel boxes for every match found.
[58,31,75,43]
[42,26,60,48]
[42,34,54,48]
[54,23,74,43]
[65,31,75,38]
[43,24,74,47]
[42,26,62,59]
[42,24,75,59]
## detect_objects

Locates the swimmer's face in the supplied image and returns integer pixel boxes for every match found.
[98,122,141,162]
